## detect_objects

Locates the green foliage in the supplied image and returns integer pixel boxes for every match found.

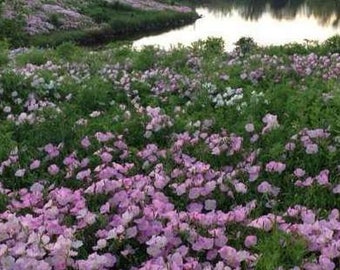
[15,49,49,66]
[0,72,30,99]
[0,193,8,213]
[0,122,16,160]
[323,35,340,53]
[255,229,308,270]
[0,41,9,66]
[235,37,258,55]
[132,46,158,70]
[48,13,63,29]
[30,29,88,48]
[0,18,28,48]
[55,42,82,61]
[191,37,225,57]
[74,76,113,113]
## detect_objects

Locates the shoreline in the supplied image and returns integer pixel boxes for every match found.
[30,11,200,48]
[0,0,199,48]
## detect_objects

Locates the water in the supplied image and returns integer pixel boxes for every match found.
[133,0,340,51]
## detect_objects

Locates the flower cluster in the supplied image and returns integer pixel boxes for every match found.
[0,40,339,269]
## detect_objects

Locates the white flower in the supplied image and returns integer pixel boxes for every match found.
[3,106,11,113]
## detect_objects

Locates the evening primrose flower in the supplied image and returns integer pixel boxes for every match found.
[305,143,318,154]
[262,113,279,134]
[244,235,257,248]
[48,164,59,175]
[146,236,168,257]
[15,169,26,177]
[245,123,254,132]
[30,160,41,170]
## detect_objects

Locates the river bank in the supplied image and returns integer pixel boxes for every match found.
[0,0,199,48]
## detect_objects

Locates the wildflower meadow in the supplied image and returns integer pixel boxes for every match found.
[0,36,339,269]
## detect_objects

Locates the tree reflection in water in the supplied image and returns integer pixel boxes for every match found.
[197,0,340,27]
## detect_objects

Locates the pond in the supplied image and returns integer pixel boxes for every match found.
[133,0,340,51]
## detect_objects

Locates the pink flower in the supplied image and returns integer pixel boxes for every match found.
[100,202,110,214]
[247,165,261,181]
[301,209,315,224]
[76,169,91,180]
[29,160,41,170]
[15,168,26,177]
[294,168,305,177]
[205,200,217,211]
[262,113,279,134]
[248,214,278,231]
[257,181,280,196]
[316,169,329,186]
[146,236,168,257]
[319,255,335,270]
[100,152,113,163]
[81,136,91,148]
[234,182,247,193]
[188,187,201,199]
[48,164,60,175]
[306,143,318,154]
[245,123,254,132]
[218,246,240,267]
[244,235,257,248]
[333,184,340,194]
[285,142,296,151]
[95,132,114,142]
[44,143,60,158]
[265,161,286,173]
[257,181,272,193]
[187,203,203,212]
[192,236,214,251]
[250,134,259,143]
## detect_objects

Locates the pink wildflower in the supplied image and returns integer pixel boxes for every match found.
[15,169,26,177]
[262,113,279,134]
[29,160,41,170]
[244,235,257,248]
[245,123,254,132]
[48,164,60,175]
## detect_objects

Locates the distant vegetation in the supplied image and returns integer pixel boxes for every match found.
[0,0,198,48]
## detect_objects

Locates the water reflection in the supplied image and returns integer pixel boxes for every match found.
[202,0,340,27]
[133,0,340,51]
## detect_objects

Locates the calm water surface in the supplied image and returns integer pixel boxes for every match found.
[133,0,340,51]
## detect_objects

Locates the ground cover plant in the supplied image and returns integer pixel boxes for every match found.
[0,36,339,269]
